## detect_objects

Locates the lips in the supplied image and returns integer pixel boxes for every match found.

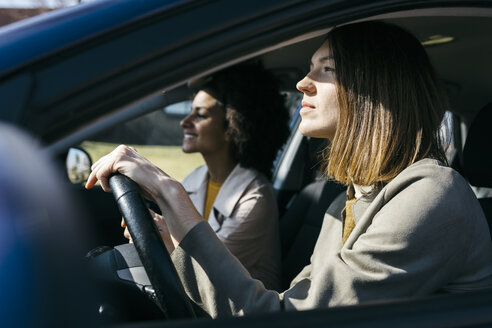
[183,133,197,139]
[300,101,315,114]
[301,101,315,109]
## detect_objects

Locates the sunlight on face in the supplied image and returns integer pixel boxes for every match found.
[296,40,339,140]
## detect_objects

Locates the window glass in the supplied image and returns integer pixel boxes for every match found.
[81,107,204,182]
[283,91,302,119]
[0,1,85,28]
[79,91,301,183]
[441,110,456,162]
[163,100,192,116]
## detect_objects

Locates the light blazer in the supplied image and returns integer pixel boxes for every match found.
[172,159,492,317]
[182,164,281,290]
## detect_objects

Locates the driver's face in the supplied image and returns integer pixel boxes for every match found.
[296,40,339,140]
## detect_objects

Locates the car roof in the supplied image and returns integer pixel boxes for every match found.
[0,0,184,75]
[0,0,491,147]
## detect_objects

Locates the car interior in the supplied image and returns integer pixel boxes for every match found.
[2,2,492,326]
[66,10,492,324]
[63,8,492,323]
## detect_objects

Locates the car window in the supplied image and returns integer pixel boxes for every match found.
[441,110,456,162]
[0,1,84,28]
[80,105,204,182]
[77,89,301,183]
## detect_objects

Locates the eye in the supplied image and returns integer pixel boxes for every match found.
[190,107,209,120]
[323,66,335,73]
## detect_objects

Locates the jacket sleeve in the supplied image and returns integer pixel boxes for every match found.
[171,221,282,318]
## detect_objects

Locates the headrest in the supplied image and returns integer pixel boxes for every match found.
[462,102,492,188]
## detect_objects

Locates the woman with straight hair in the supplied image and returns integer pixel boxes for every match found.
[87,21,492,316]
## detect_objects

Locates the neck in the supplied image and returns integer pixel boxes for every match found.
[202,152,236,184]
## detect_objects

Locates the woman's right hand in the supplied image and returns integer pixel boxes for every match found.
[85,145,170,203]
[86,145,203,243]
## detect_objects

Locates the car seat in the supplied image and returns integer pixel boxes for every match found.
[278,135,346,289]
[279,180,345,289]
[462,102,492,238]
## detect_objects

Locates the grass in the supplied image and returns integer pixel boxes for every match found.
[81,141,205,182]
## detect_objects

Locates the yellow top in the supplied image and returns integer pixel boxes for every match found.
[204,179,222,220]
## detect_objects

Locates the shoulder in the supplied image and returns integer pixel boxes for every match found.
[386,159,471,198]
[214,165,276,219]
[225,165,272,192]
[380,158,483,223]
[236,166,274,198]
[221,165,275,208]
[365,159,490,267]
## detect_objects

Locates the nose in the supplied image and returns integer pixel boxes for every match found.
[180,113,193,128]
[296,75,315,94]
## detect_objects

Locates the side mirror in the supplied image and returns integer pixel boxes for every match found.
[66,147,92,184]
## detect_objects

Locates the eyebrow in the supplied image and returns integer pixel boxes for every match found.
[310,55,334,66]
[193,104,220,112]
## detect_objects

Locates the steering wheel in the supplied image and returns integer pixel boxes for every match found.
[109,173,196,319]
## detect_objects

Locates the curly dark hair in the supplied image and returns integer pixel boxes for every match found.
[190,61,290,179]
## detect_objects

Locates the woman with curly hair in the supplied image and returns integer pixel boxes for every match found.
[177,62,289,290]
[117,62,289,290]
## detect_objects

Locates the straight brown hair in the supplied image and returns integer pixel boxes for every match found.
[322,22,449,186]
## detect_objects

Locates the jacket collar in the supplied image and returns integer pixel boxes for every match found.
[350,184,383,224]
[182,164,258,218]
[182,165,208,216]
[213,164,258,218]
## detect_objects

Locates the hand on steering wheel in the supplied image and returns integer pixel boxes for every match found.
[109,174,195,319]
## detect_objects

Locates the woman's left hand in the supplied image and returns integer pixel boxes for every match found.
[121,210,177,253]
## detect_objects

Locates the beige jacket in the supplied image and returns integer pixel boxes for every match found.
[173,159,492,317]
[182,164,281,290]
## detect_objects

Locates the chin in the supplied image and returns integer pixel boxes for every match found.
[298,124,311,137]
[299,125,321,138]
[181,146,194,154]
[298,128,333,141]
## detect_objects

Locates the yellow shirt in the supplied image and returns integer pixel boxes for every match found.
[204,179,222,220]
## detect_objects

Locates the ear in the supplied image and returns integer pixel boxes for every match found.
[223,128,231,143]
[223,110,232,141]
